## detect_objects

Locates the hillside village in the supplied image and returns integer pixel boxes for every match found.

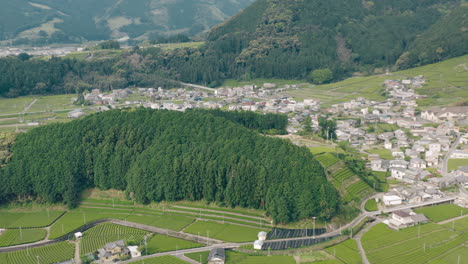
[72,75,468,216]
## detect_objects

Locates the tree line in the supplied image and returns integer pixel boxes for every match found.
[0,109,339,223]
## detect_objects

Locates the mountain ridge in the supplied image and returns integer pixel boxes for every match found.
[0,0,255,45]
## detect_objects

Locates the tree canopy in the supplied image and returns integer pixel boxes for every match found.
[0,109,339,223]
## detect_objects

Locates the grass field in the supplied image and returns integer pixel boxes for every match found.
[145,234,203,254]
[366,148,393,160]
[0,97,35,115]
[26,94,76,113]
[124,214,195,231]
[0,228,46,247]
[364,200,378,212]
[310,146,338,155]
[0,241,74,264]
[367,123,399,134]
[185,251,209,264]
[362,223,466,264]
[222,78,305,88]
[80,223,147,254]
[226,251,296,264]
[447,159,468,172]
[414,204,468,222]
[325,239,361,264]
[183,221,267,242]
[0,210,64,228]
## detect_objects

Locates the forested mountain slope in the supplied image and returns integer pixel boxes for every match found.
[0,109,338,223]
[0,0,254,45]
[167,0,468,85]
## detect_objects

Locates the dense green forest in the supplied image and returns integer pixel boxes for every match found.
[0,0,254,45]
[0,109,338,223]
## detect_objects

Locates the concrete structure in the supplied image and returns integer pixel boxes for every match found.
[74,232,83,239]
[208,248,225,264]
[253,240,264,250]
[258,231,267,241]
[383,195,403,206]
[127,246,141,258]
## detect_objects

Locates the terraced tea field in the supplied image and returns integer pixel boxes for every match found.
[145,234,203,254]
[0,228,46,247]
[0,242,74,264]
[325,239,361,264]
[0,211,64,228]
[80,223,147,254]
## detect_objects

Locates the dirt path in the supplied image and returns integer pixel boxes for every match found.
[20,99,37,114]
[74,240,81,264]
[353,219,381,264]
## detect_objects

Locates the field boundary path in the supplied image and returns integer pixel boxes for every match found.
[437,214,468,225]
[176,254,199,264]
[180,82,216,92]
[20,98,37,114]
[353,219,381,264]
[110,219,223,245]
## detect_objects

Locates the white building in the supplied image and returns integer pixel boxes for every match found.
[383,195,403,206]
[254,240,264,250]
[258,231,267,241]
[127,246,141,258]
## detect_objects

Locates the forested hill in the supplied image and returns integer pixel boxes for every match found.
[0,0,254,45]
[0,109,338,223]
[168,0,468,85]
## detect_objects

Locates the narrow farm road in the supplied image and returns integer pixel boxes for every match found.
[442,134,462,175]
[74,240,82,264]
[20,99,37,114]
[170,205,266,221]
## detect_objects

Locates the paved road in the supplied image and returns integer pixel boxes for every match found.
[353,220,382,264]
[442,134,462,175]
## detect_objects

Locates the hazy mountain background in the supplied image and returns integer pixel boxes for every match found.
[0,0,254,45]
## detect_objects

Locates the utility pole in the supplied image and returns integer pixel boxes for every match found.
[313,217,316,239]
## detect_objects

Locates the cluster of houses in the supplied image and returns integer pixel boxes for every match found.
[0,46,81,58]
[384,209,428,230]
[382,184,446,206]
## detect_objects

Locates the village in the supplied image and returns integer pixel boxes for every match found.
[72,75,468,223]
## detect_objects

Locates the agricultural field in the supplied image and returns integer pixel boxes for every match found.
[0,242,75,264]
[80,223,147,254]
[144,234,203,254]
[0,228,46,247]
[310,146,339,155]
[49,211,130,239]
[183,221,267,243]
[0,210,64,228]
[0,97,35,115]
[367,123,399,134]
[414,204,467,222]
[362,223,466,264]
[26,94,76,113]
[124,215,195,232]
[428,244,468,264]
[366,148,393,160]
[173,202,266,218]
[117,255,188,264]
[325,239,361,264]
[447,159,468,172]
[333,168,355,185]
[185,251,209,264]
[443,217,468,232]
[315,153,340,169]
[222,78,305,88]
[342,181,373,203]
[226,251,296,264]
